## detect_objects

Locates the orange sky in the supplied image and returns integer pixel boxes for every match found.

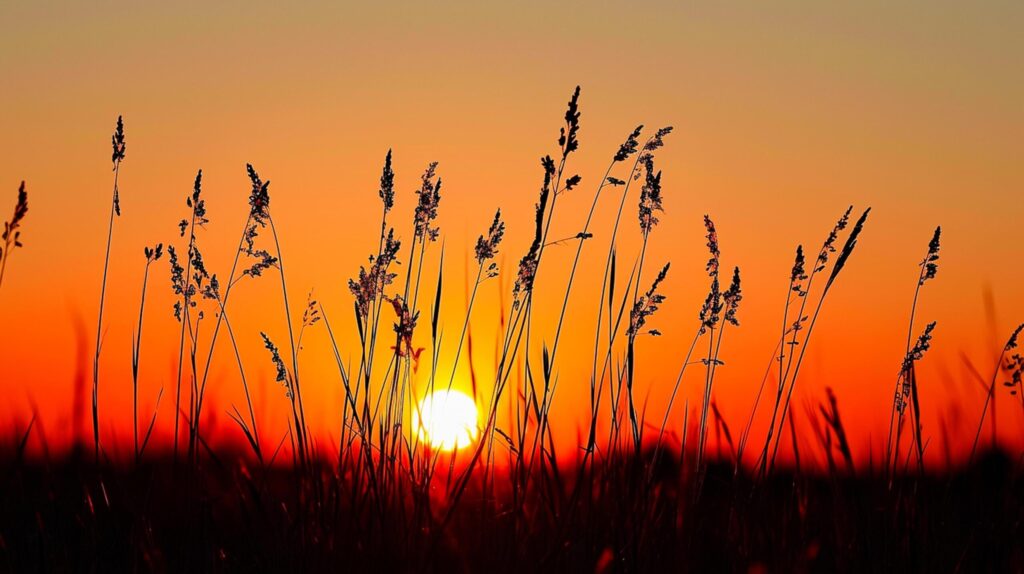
[1,1,1022,467]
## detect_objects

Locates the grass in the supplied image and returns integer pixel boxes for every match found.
[1,89,1023,572]
[0,180,28,290]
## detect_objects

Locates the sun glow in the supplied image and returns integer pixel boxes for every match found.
[413,390,479,452]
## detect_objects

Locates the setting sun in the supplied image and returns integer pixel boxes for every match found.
[413,390,479,452]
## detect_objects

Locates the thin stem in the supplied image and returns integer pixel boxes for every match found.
[970,349,1007,463]
[131,259,152,462]
[92,160,120,462]
[768,284,829,473]
[268,213,307,464]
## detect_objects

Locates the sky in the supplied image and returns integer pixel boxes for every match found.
[0,1,1021,466]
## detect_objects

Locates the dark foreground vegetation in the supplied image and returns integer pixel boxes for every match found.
[1,449,1021,572]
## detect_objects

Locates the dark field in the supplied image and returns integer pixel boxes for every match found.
[2,448,1021,572]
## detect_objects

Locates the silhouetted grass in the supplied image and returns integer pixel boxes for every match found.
[1,89,1022,573]
[0,180,28,290]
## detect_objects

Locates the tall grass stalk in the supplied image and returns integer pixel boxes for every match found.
[92,116,126,461]
[192,163,281,463]
[757,207,852,476]
[267,211,309,466]
[441,88,582,532]
[970,323,1023,462]
[886,227,941,477]
[767,208,870,473]
[131,244,162,462]
[588,127,671,459]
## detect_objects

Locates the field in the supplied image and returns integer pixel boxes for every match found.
[1,89,1022,572]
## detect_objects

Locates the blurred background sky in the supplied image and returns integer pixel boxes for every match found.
[0,1,1021,464]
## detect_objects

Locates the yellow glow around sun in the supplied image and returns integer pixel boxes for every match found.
[413,390,479,452]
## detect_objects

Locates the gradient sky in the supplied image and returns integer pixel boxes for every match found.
[1,1,1021,466]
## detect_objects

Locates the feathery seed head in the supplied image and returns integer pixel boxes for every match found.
[643,126,673,153]
[413,162,441,241]
[704,215,720,278]
[2,182,28,253]
[1003,352,1023,396]
[475,209,505,265]
[167,245,186,320]
[187,170,209,229]
[816,206,853,271]
[246,164,271,224]
[302,291,321,328]
[614,125,644,162]
[920,226,941,285]
[111,116,126,215]
[349,229,401,318]
[379,149,395,213]
[699,276,722,334]
[723,266,743,326]
[628,263,670,337]
[896,321,937,413]
[563,174,582,193]
[111,116,126,165]
[902,322,937,374]
[558,86,581,159]
[790,245,808,296]
[144,243,163,263]
[513,157,555,307]
[825,208,870,290]
[202,274,220,301]
[1006,323,1024,351]
[638,159,663,236]
[260,332,291,398]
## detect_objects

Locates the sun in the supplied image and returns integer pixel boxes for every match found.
[413,390,479,452]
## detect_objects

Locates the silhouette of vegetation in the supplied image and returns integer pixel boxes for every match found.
[0,89,1022,572]
[0,180,28,290]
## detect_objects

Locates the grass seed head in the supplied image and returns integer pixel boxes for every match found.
[559,86,581,159]
[704,215,720,278]
[638,159,663,237]
[723,266,742,326]
[413,162,441,242]
[513,157,555,307]
[896,321,937,413]
[143,243,163,263]
[349,229,401,318]
[920,226,941,285]
[1006,323,1024,351]
[614,125,643,162]
[475,209,505,265]
[791,245,808,295]
[246,164,270,224]
[2,181,28,252]
[699,276,722,334]
[825,208,870,291]
[111,115,126,165]
[379,149,395,213]
[629,262,670,336]
[260,332,291,398]
[816,206,852,271]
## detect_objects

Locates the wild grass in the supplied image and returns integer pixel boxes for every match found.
[0,180,28,290]
[130,243,163,463]
[90,116,125,461]
[1,89,1023,572]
